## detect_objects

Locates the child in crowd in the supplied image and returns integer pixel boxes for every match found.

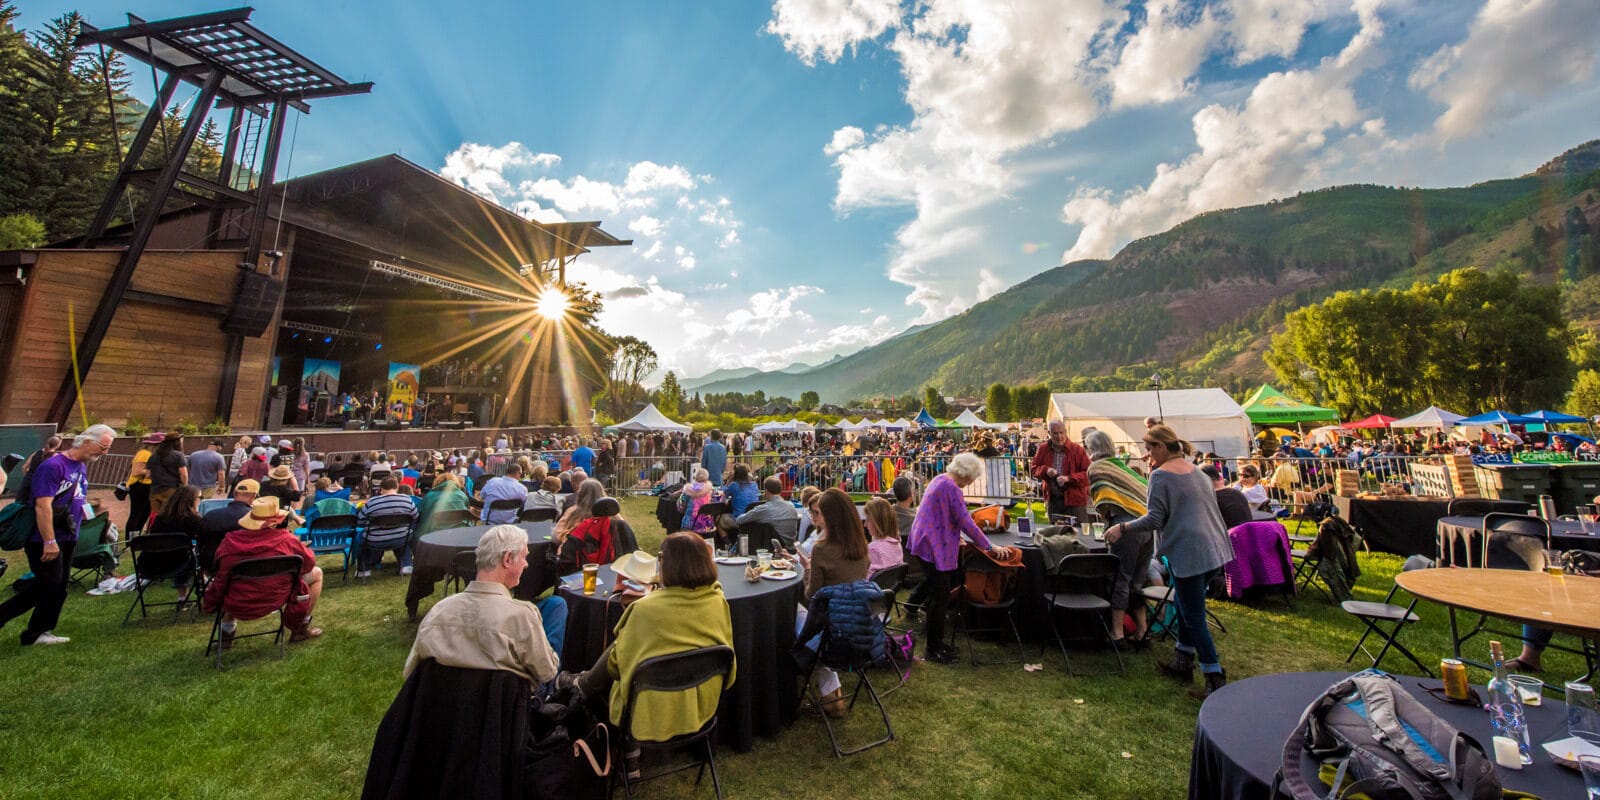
[863,496,903,574]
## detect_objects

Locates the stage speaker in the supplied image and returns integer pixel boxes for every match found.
[266,385,287,429]
[221,269,284,338]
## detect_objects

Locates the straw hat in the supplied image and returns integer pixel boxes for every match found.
[611,551,659,585]
[268,465,293,481]
[238,496,285,529]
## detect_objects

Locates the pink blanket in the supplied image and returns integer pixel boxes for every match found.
[1223,520,1294,599]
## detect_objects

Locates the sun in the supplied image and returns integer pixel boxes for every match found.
[534,286,569,321]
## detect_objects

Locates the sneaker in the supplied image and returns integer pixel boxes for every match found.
[290,624,323,643]
[218,628,237,651]
[400,566,414,576]
[553,671,584,697]
[925,646,959,664]
[356,570,372,579]
[32,632,70,646]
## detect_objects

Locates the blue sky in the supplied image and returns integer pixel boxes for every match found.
[24,0,1600,382]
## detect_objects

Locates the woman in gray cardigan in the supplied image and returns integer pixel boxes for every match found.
[1105,424,1235,699]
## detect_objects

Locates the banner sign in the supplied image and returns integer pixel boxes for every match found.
[387,362,420,421]
[299,359,341,412]
[1515,451,1573,464]
[1471,453,1513,465]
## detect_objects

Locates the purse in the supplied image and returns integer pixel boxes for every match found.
[525,688,611,800]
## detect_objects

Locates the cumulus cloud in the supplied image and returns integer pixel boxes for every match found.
[824,126,866,155]
[1109,0,1221,108]
[628,215,663,236]
[440,142,560,204]
[765,0,902,65]
[1410,0,1600,140]
[1219,0,1328,63]
[1060,1,1386,261]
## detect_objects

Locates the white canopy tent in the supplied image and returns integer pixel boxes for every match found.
[952,408,1003,429]
[1390,406,1465,429]
[835,418,860,431]
[1047,388,1253,458]
[608,403,692,434]
[786,418,815,432]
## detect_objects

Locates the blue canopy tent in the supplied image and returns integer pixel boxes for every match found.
[1552,432,1595,447]
[1456,411,1534,426]
[1523,410,1588,424]
[913,408,938,429]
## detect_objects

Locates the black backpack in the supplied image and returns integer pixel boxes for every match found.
[1276,670,1502,800]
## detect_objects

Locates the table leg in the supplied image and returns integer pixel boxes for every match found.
[1449,606,1462,660]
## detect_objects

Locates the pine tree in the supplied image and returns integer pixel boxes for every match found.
[0,3,42,218]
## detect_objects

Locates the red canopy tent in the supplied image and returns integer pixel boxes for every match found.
[1343,414,1397,429]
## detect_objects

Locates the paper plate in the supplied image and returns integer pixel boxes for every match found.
[716,556,750,565]
[761,569,798,580]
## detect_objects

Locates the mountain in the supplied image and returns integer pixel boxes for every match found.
[695,141,1600,403]
[680,366,762,391]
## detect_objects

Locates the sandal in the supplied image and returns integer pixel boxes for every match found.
[1503,657,1543,674]
[290,625,324,642]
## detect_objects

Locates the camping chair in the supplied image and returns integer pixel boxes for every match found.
[1044,553,1125,676]
[518,506,560,523]
[358,513,416,579]
[1143,557,1227,641]
[616,645,735,799]
[203,555,302,669]
[69,515,116,586]
[305,514,359,583]
[123,533,198,625]
[952,551,1027,666]
[428,508,475,529]
[868,563,911,695]
[485,498,522,524]
[444,550,478,596]
[801,590,896,758]
[1341,567,1430,676]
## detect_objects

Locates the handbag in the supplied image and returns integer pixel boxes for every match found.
[525,688,611,800]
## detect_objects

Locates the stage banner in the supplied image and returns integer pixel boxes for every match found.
[299,359,341,412]
[388,362,420,421]
[271,356,281,386]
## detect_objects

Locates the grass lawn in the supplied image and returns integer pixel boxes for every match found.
[0,496,1584,799]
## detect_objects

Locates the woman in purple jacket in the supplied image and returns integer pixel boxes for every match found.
[908,452,1015,664]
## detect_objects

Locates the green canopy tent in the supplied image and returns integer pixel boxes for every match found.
[1240,384,1340,426]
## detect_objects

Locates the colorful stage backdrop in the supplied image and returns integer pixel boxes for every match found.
[299,359,341,412]
[388,362,420,421]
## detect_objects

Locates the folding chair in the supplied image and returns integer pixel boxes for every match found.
[485,498,522,524]
[1291,544,1326,600]
[1143,557,1227,641]
[203,555,302,669]
[1341,578,1430,676]
[358,512,416,579]
[868,563,911,696]
[123,533,198,625]
[738,520,792,552]
[444,550,478,596]
[1482,513,1549,572]
[517,506,559,523]
[69,515,116,586]
[305,514,358,583]
[952,552,1026,666]
[617,645,735,799]
[1044,553,1125,676]
[428,508,476,529]
[1447,498,1497,517]
[802,592,896,758]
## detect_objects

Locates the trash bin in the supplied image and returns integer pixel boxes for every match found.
[1472,464,1551,506]
[1551,464,1600,514]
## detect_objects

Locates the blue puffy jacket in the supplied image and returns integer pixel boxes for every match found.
[798,580,887,667]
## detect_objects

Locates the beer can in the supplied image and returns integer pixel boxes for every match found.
[1441,658,1470,701]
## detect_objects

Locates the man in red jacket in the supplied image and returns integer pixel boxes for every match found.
[202,496,324,647]
[1030,421,1090,524]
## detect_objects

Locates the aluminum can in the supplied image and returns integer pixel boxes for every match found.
[1442,658,1470,701]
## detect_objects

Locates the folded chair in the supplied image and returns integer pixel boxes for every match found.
[203,555,302,669]
[1045,553,1125,676]
[868,563,912,695]
[357,513,416,580]
[617,645,735,799]
[1341,574,1430,676]
[799,584,896,758]
[123,533,198,625]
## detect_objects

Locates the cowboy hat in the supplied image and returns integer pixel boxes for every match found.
[142,432,166,444]
[268,465,293,481]
[238,496,285,529]
[611,550,659,585]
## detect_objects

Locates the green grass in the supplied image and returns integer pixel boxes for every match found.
[0,499,1585,799]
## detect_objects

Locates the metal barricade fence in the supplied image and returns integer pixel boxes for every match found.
[1205,454,1431,497]
[86,453,134,488]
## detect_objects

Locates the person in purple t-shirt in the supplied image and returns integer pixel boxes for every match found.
[908,452,1015,664]
[0,424,115,646]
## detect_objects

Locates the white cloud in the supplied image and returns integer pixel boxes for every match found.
[674,245,697,270]
[765,0,902,65]
[624,161,697,196]
[824,126,866,155]
[1219,0,1328,63]
[640,240,664,260]
[1410,0,1600,140]
[1109,1,1221,109]
[439,142,560,204]
[1061,1,1386,261]
[628,215,663,236]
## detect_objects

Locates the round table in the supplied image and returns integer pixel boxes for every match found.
[405,521,555,618]
[1438,515,1600,566]
[984,528,1106,639]
[1396,568,1600,640]
[558,560,806,753]
[1190,671,1584,799]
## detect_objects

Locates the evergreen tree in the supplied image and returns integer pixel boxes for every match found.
[985,383,1012,423]
[0,3,42,218]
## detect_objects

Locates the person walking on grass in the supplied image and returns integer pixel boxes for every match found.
[0,424,117,646]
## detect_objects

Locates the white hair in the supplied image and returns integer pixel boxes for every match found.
[475,524,529,573]
[1084,430,1116,461]
[692,467,709,481]
[73,424,117,447]
[946,452,984,483]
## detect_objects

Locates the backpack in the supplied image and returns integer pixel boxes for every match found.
[1275,670,1502,800]
[0,500,35,551]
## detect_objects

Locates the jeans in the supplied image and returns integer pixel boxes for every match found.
[1171,570,1222,673]
[359,541,412,570]
[1522,624,1554,651]
[126,483,150,535]
[915,554,953,655]
[0,538,77,644]
[537,596,567,662]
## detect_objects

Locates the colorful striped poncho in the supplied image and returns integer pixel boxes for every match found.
[1088,457,1149,519]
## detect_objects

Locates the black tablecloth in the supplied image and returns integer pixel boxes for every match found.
[1438,515,1600,564]
[405,522,554,618]
[558,560,805,753]
[1189,671,1584,800]
[985,529,1106,639]
[1331,497,1536,557]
